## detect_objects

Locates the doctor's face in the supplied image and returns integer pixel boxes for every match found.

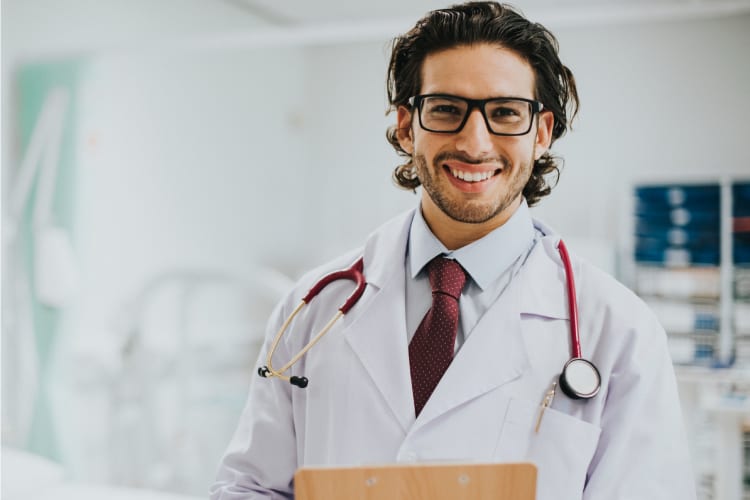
[397,44,553,241]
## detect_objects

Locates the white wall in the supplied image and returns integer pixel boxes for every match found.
[71,48,308,336]
[300,41,414,264]
[1,0,268,203]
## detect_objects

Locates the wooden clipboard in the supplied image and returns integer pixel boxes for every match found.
[294,462,537,500]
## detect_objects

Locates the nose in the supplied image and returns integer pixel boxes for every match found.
[454,108,494,157]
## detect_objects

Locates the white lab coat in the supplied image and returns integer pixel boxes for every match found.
[210,209,696,500]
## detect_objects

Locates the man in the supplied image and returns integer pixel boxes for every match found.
[210,3,696,499]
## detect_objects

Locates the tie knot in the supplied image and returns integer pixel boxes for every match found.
[428,257,466,300]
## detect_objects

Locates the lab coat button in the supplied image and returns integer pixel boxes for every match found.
[400,451,418,462]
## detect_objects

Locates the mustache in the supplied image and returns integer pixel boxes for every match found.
[433,151,509,168]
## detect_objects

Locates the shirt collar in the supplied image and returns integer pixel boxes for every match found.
[408,199,536,291]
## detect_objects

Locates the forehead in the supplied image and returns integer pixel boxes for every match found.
[420,43,536,99]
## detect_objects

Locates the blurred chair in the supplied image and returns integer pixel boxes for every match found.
[106,267,292,495]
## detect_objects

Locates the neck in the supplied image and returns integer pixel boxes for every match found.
[421,196,522,250]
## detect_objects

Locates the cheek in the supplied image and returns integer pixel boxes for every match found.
[505,138,536,162]
[412,135,440,161]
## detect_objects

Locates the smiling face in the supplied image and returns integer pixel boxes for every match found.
[397,43,553,249]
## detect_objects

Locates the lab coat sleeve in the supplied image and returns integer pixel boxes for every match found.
[582,304,697,499]
[209,299,297,500]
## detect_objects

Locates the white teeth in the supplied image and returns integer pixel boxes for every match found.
[450,169,494,182]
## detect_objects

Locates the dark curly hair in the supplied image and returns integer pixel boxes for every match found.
[386,2,578,206]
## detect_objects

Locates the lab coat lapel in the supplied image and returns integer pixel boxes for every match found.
[416,277,529,426]
[343,210,416,433]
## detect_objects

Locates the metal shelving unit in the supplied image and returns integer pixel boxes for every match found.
[631,178,750,500]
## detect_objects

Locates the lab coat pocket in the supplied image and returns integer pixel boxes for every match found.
[495,397,601,500]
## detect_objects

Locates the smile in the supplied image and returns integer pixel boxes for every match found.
[449,168,499,183]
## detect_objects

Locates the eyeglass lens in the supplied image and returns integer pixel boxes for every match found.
[419,96,534,135]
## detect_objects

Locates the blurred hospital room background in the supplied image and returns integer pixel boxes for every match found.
[2,0,749,499]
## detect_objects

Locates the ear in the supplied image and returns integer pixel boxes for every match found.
[396,105,414,154]
[534,110,554,160]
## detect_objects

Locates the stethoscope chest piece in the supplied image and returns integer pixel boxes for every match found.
[559,357,601,400]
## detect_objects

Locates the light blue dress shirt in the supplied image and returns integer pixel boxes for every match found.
[405,199,538,350]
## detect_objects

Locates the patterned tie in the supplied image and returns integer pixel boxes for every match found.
[409,256,467,417]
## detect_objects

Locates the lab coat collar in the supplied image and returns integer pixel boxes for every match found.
[360,209,415,289]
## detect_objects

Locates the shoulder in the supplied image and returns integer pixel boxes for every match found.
[575,257,642,309]
[574,256,659,329]
[281,208,415,308]
[530,219,657,329]
[529,219,666,355]
[294,249,364,298]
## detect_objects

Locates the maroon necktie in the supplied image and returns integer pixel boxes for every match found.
[409,256,467,417]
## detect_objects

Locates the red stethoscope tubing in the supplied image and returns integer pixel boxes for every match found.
[302,257,365,313]
[261,240,592,393]
[557,240,582,359]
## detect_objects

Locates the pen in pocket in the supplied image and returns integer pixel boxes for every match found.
[535,381,557,434]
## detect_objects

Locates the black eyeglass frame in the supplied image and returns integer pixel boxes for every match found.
[408,94,545,136]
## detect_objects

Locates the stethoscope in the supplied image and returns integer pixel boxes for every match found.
[258,240,601,400]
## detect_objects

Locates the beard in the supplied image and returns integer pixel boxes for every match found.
[414,150,533,224]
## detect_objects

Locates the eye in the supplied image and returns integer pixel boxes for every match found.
[422,96,467,117]
[491,106,520,118]
[487,101,527,123]
[427,103,462,115]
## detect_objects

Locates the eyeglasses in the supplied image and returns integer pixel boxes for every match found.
[408,94,544,136]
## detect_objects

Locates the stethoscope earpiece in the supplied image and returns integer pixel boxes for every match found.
[258,367,308,388]
[290,376,309,388]
[558,357,601,400]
